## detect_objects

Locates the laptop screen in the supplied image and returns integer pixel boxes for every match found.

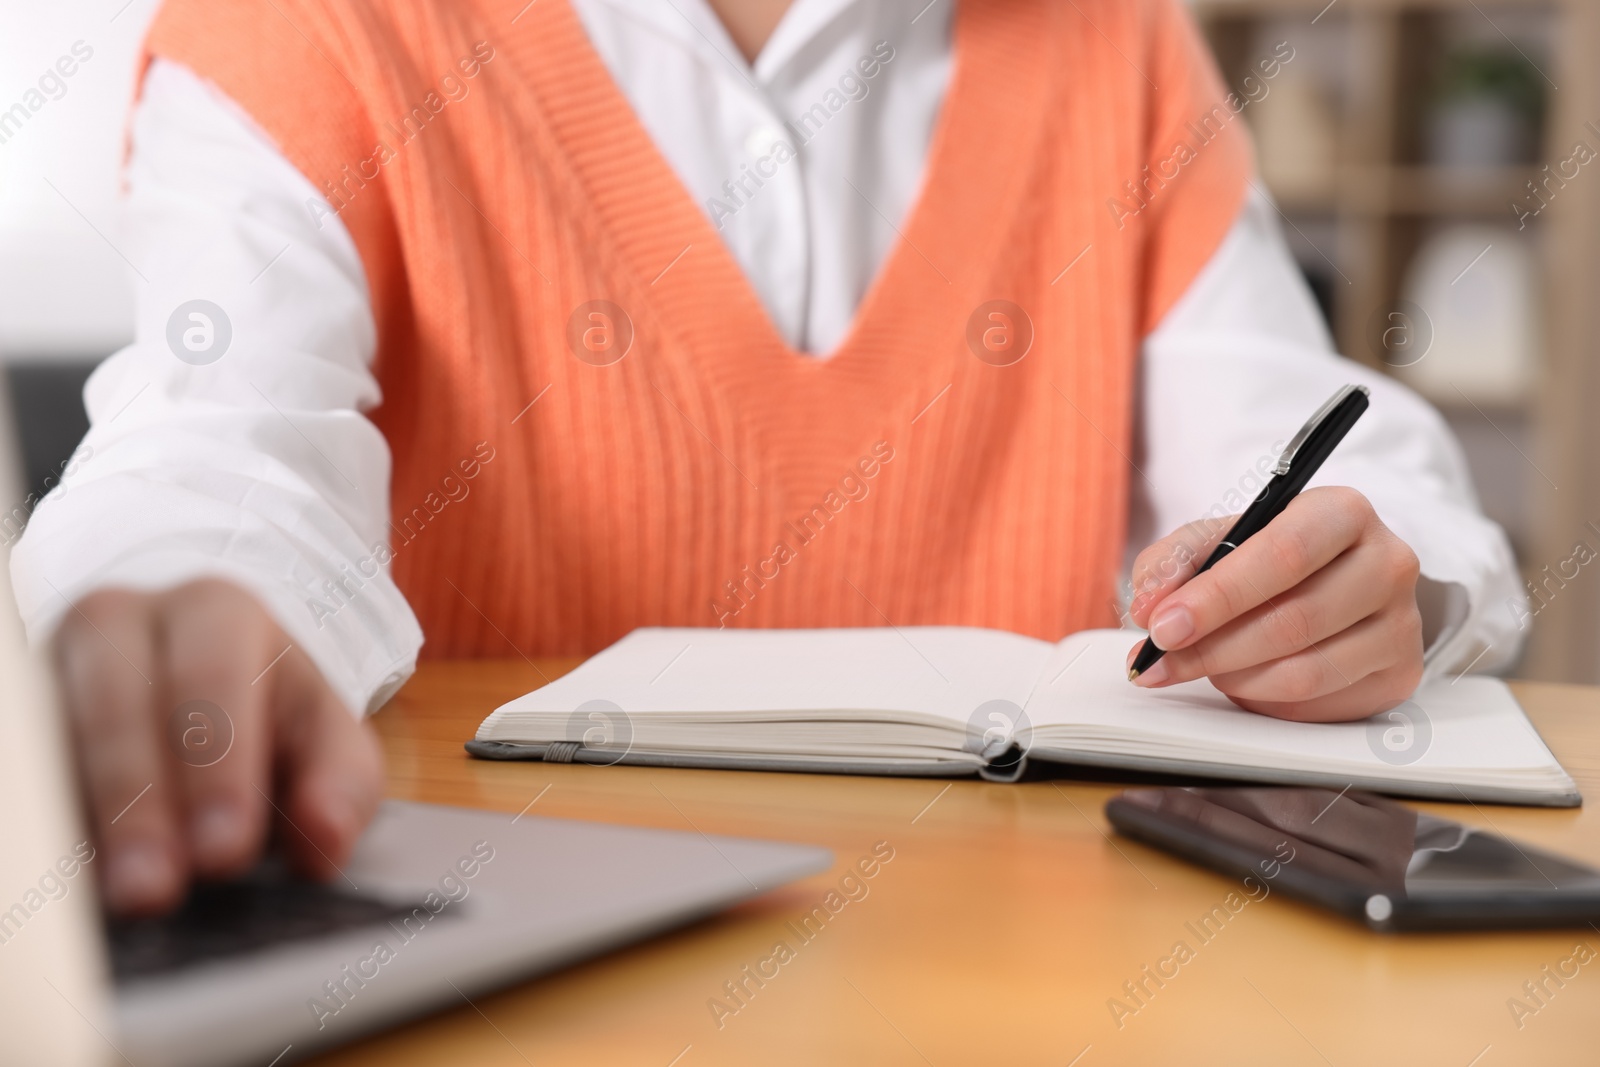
[0,378,113,1065]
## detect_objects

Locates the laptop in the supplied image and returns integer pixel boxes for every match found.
[0,385,831,1067]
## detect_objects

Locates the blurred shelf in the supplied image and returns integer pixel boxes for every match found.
[1411,390,1534,417]
[1385,165,1542,215]
[1197,0,1600,683]
[1194,0,1571,14]
[1268,165,1541,216]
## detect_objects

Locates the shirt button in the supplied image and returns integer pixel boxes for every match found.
[744,124,785,159]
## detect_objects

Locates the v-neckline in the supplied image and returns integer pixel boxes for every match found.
[500,0,1053,478]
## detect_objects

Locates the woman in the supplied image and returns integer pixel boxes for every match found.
[13,0,1520,914]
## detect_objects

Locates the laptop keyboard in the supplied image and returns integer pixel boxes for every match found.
[108,869,432,981]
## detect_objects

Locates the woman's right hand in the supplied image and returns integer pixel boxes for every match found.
[54,579,384,915]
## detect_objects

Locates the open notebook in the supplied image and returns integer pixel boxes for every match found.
[468,627,1580,808]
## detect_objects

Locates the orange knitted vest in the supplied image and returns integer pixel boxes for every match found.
[144,0,1249,658]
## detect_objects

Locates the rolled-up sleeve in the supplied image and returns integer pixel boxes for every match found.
[10,59,423,715]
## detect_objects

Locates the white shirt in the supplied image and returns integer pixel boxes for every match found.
[10,0,1525,715]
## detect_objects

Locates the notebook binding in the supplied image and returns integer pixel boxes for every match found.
[545,741,581,763]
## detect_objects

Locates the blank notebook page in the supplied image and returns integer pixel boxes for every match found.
[1029,630,1561,775]
[511,627,1052,721]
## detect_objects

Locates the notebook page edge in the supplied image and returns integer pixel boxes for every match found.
[478,625,1053,740]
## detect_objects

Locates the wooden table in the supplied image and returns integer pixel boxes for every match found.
[308,663,1600,1066]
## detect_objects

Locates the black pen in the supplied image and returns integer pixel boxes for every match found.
[1128,383,1372,681]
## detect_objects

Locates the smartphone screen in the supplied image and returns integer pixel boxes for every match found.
[1104,787,1600,931]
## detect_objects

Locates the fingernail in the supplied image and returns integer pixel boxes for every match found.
[1120,788,1164,810]
[106,842,171,910]
[191,805,244,862]
[1134,659,1170,687]
[328,797,361,847]
[312,786,364,853]
[1150,605,1195,651]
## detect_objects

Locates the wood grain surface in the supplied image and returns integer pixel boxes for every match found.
[304,661,1600,1066]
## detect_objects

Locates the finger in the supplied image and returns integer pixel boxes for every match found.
[1228,664,1423,723]
[270,650,384,881]
[1127,516,1234,627]
[1144,487,1372,654]
[1206,613,1399,705]
[1137,540,1396,685]
[1213,620,1423,722]
[54,591,185,915]
[157,581,275,879]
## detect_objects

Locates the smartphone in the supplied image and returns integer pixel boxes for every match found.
[1105,786,1600,931]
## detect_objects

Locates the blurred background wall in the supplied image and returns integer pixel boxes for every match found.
[1194,0,1600,683]
[3,0,1599,681]
[1,0,160,495]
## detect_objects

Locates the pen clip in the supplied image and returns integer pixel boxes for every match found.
[1272,384,1370,476]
